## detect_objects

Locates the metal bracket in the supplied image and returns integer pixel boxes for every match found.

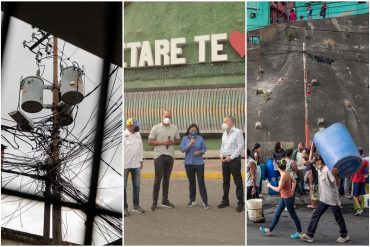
[43,104,52,109]
[43,85,53,90]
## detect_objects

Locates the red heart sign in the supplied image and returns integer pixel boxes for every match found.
[229,31,245,58]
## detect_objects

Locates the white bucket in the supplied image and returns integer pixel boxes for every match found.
[261,180,269,195]
[247,199,263,221]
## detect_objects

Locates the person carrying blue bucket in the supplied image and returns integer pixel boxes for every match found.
[300,123,364,243]
[301,154,350,243]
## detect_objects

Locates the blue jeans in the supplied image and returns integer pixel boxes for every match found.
[269,196,302,232]
[124,168,141,208]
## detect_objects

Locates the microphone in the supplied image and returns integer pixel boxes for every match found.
[166,136,171,149]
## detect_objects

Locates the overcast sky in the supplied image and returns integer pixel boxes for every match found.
[1,16,122,245]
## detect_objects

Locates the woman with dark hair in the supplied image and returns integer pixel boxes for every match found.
[180,123,209,209]
[253,143,262,164]
[259,159,302,239]
[273,141,285,170]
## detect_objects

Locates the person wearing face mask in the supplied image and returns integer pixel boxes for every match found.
[148,110,180,211]
[218,116,245,212]
[124,118,144,216]
[180,124,209,209]
[301,155,350,243]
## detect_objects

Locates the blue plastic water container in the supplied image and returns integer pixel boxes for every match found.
[313,123,361,178]
[266,158,278,180]
[268,177,279,195]
[260,162,266,180]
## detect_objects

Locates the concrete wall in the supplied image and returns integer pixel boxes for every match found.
[247,14,369,156]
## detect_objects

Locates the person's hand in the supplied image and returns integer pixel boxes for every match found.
[309,185,313,192]
[163,139,171,145]
[267,182,271,188]
[224,156,232,163]
[252,186,256,195]
[189,137,196,145]
[332,167,339,175]
[140,161,143,170]
[194,151,201,156]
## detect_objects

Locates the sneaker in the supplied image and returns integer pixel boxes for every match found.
[133,205,145,214]
[259,227,271,236]
[336,235,350,243]
[186,201,197,208]
[203,203,211,210]
[345,195,353,199]
[161,201,175,208]
[354,209,363,216]
[151,202,157,211]
[291,232,301,239]
[217,201,230,208]
[236,204,244,212]
[300,233,314,243]
[124,208,129,217]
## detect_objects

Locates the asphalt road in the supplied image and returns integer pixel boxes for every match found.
[247,200,369,245]
[124,178,245,245]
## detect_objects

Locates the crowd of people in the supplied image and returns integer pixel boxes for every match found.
[124,110,245,217]
[247,141,368,243]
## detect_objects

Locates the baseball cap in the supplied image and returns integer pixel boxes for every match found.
[126,118,140,127]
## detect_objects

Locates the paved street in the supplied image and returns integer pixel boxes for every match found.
[124,178,245,245]
[247,197,369,245]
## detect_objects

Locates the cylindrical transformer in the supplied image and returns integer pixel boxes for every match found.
[59,103,73,126]
[60,66,84,105]
[21,76,44,113]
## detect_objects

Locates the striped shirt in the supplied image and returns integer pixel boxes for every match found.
[220,127,244,160]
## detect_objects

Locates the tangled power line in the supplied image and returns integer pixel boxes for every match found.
[2,28,122,244]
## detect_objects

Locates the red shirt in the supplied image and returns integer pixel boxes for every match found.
[352,159,368,183]
[290,12,297,21]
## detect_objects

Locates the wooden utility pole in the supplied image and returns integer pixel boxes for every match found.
[303,42,310,148]
[51,36,62,245]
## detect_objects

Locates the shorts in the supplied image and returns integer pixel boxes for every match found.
[352,182,366,196]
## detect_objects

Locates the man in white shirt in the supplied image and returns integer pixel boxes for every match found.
[218,116,245,212]
[148,110,180,211]
[301,155,349,243]
[124,118,144,216]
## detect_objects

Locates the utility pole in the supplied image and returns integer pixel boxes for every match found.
[51,36,62,245]
[303,41,310,148]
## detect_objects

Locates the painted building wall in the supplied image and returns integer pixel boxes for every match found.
[124,2,245,136]
[124,2,245,90]
[247,1,369,31]
[295,1,369,20]
[246,1,270,31]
